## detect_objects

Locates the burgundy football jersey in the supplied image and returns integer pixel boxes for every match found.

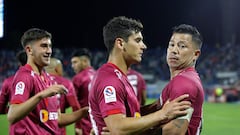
[127,69,146,105]
[72,66,96,135]
[9,64,61,135]
[160,67,204,135]
[89,63,140,135]
[0,75,14,113]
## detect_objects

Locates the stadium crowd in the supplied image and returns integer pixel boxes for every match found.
[1,42,240,102]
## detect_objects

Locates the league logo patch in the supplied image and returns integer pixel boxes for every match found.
[15,81,25,95]
[104,86,116,103]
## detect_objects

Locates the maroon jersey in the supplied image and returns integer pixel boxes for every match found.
[50,74,80,135]
[160,67,204,135]
[0,75,14,114]
[9,64,61,135]
[72,66,95,135]
[50,74,80,112]
[127,69,146,105]
[89,63,140,135]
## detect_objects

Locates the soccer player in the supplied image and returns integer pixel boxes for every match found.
[88,16,191,135]
[0,50,27,114]
[127,68,147,106]
[159,24,204,135]
[7,28,88,135]
[45,57,81,135]
[71,48,96,135]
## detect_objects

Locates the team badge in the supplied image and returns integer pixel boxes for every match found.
[103,86,116,103]
[15,81,25,95]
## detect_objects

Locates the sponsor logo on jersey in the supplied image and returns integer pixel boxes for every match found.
[15,81,25,95]
[40,109,58,122]
[103,86,116,103]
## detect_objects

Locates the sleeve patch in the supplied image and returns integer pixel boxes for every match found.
[15,81,25,95]
[103,86,116,103]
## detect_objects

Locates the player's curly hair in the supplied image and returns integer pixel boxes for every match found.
[103,16,143,52]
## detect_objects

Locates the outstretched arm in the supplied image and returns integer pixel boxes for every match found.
[104,94,191,135]
[58,106,89,127]
[8,84,67,124]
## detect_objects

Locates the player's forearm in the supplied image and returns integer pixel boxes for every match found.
[58,106,89,127]
[104,111,167,135]
[140,99,159,116]
[7,94,42,124]
[162,119,188,135]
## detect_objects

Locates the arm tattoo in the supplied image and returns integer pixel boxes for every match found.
[173,119,185,129]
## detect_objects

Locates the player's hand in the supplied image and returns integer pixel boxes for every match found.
[75,128,83,135]
[80,106,89,118]
[39,84,68,98]
[160,94,191,122]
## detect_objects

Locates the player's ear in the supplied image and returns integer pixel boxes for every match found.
[193,49,200,63]
[115,38,124,49]
[25,45,33,55]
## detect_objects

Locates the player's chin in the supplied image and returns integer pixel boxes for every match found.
[134,58,142,64]
[43,61,51,66]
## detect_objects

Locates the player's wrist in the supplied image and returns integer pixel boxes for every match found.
[156,110,170,124]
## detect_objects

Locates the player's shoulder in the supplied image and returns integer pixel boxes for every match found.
[3,75,14,83]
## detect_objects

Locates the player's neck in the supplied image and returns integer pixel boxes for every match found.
[108,55,128,74]
[28,63,44,75]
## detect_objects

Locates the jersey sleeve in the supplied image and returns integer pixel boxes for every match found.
[169,76,199,103]
[10,72,33,104]
[97,78,126,118]
[65,80,80,110]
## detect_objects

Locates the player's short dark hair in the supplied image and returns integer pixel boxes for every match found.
[172,24,203,49]
[103,16,143,52]
[71,48,92,59]
[21,28,52,48]
[16,50,27,66]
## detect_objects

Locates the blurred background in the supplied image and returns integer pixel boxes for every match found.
[0,0,240,134]
[1,0,240,103]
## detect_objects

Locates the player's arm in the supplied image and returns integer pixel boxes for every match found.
[161,107,193,135]
[104,94,191,135]
[0,80,10,114]
[58,106,89,127]
[8,84,67,124]
[140,99,160,116]
[66,83,81,111]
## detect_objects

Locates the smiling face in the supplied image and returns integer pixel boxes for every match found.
[166,33,200,71]
[27,37,52,68]
[122,32,147,65]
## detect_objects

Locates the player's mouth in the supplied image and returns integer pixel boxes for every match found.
[168,56,179,62]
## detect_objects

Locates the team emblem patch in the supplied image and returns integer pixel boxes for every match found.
[15,81,25,95]
[103,86,116,103]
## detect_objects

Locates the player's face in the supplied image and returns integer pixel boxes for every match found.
[71,57,84,74]
[166,33,199,70]
[123,32,147,64]
[30,38,52,67]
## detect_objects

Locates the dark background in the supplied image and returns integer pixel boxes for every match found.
[1,0,240,50]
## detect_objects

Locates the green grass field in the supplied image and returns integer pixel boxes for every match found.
[1,100,240,135]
